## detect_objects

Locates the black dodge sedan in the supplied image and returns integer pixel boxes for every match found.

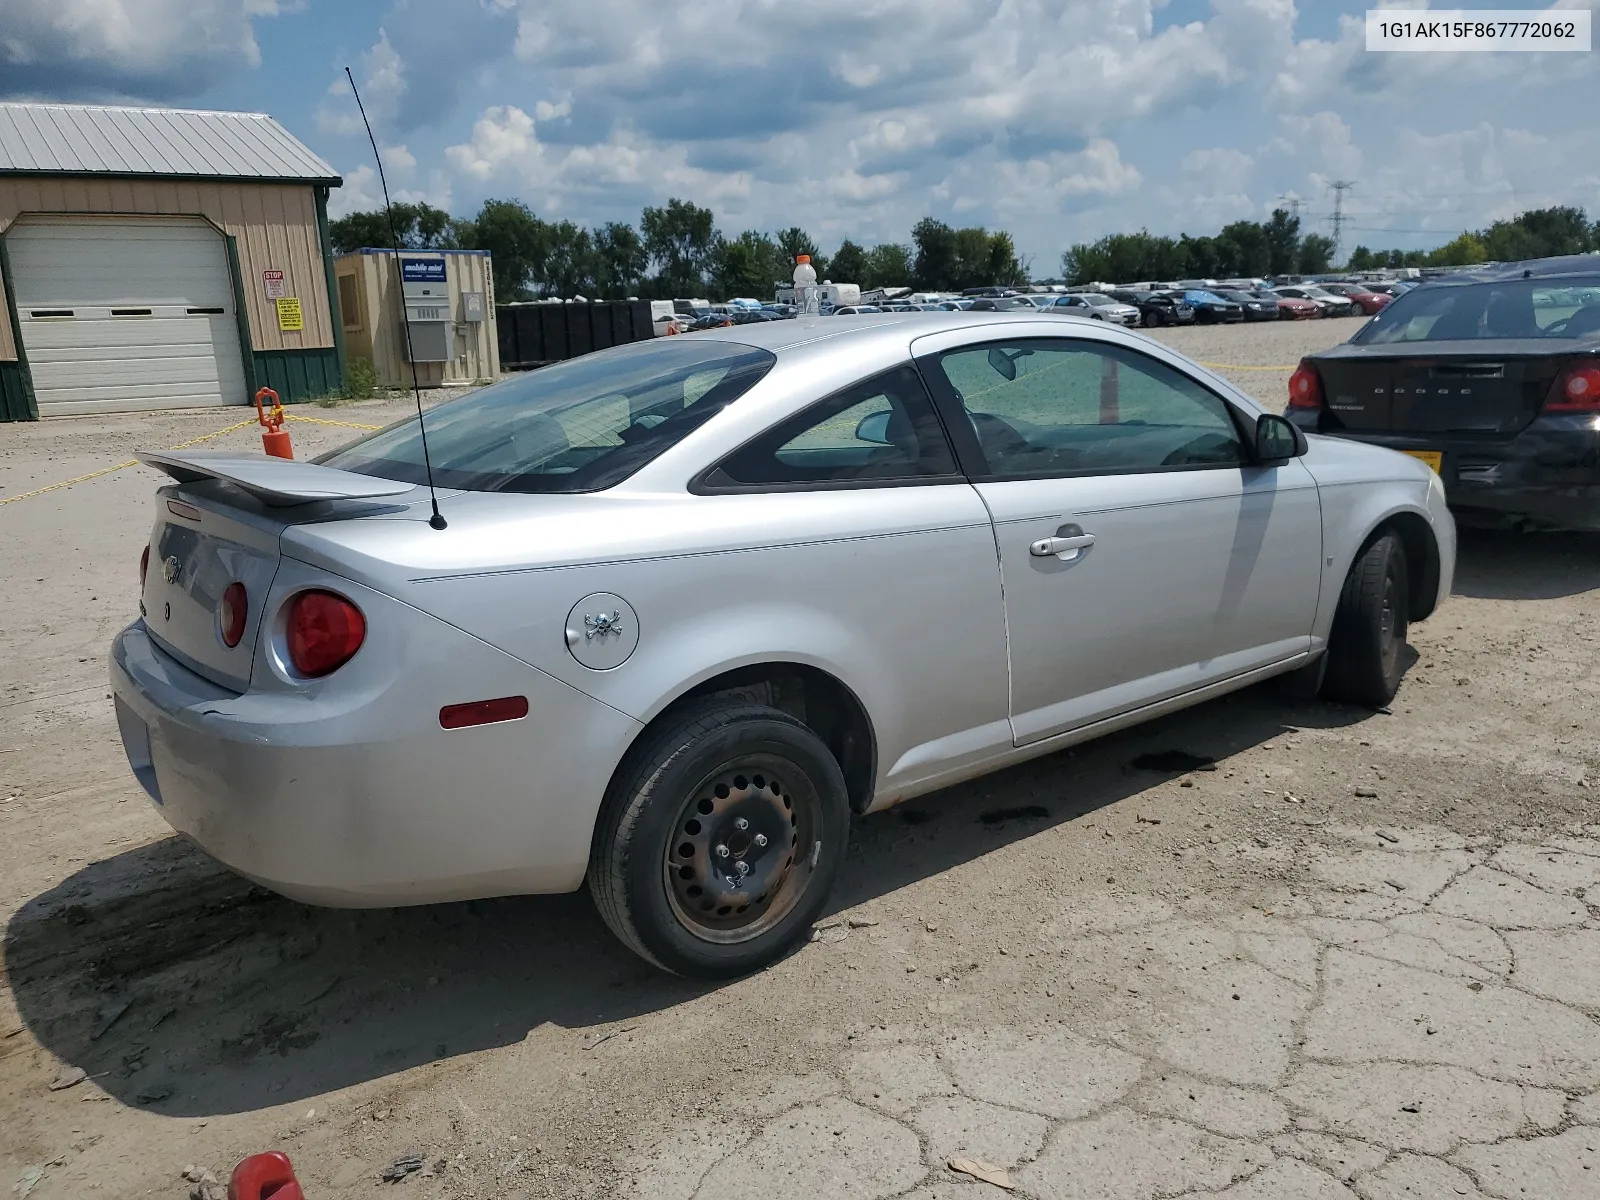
[1286,256,1600,531]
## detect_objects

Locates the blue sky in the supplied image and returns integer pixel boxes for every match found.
[5,1,1598,272]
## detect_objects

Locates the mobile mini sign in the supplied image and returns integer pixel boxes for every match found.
[400,258,447,284]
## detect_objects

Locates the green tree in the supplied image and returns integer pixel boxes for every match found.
[911,218,958,290]
[329,201,456,254]
[1062,231,1186,285]
[861,243,913,291]
[1296,233,1335,274]
[828,238,868,283]
[985,230,1029,287]
[459,198,548,301]
[1177,234,1218,278]
[592,222,648,298]
[538,221,596,297]
[776,227,827,281]
[1215,220,1270,277]
[1263,208,1301,277]
[1427,231,1488,267]
[1346,245,1376,272]
[713,230,785,299]
[641,198,718,296]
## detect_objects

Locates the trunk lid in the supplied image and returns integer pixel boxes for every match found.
[141,489,287,692]
[1313,346,1567,435]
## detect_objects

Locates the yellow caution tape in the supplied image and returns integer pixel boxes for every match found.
[285,414,382,431]
[1,418,257,506]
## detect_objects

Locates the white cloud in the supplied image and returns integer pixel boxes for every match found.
[0,0,281,98]
[315,28,406,137]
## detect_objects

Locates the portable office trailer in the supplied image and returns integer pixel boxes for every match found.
[0,102,344,420]
[334,249,498,389]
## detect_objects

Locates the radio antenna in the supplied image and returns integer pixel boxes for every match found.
[345,65,447,530]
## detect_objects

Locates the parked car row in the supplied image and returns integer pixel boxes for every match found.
[665,276,1413,334]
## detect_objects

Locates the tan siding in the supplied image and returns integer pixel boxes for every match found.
[0,175,334,352]
[335,250,498,388]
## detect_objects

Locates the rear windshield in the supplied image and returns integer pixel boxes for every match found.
[1354,276,1600,344]
[319,340,775,493]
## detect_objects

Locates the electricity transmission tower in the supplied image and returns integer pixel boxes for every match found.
[1328,180,1355,262]
[1276,196,1305,220]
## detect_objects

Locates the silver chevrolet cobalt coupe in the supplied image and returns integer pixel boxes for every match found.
[113,314,1455,976]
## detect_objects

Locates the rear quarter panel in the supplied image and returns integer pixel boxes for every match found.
[339,486,1013,809]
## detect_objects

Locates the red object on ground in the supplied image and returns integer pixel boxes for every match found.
[229,1151,304,1200]
[254,387,294,460]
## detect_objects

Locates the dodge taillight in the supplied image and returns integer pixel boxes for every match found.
[1545,363,1600,413]
[286,590,366,677]
[1288,362,1324,411]
[139,544,150,588]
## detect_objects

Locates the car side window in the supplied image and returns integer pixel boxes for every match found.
[702,364,958,489]
[931,340,1246,478]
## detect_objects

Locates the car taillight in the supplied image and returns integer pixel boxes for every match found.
[219,581,248,648]
[1545,363,1600,413]
[139,544,150,588]
[1288,362,1324,411]
[286,590,366,677]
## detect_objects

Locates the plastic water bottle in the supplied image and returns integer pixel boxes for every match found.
[793,255,819,315]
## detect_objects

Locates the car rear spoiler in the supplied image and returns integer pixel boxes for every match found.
[136,450,416,507]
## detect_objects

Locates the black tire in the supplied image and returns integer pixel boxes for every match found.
[1324,533,1409,707]
[588,700,850,977]
[1277,652,1327,701]
[1145,309,1163,328]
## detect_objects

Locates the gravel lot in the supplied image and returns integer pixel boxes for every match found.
[3,317,1598,1199]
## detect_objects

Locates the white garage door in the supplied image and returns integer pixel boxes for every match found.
[9,217,248,416]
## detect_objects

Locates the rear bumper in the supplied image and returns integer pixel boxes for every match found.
[110,607,642,907]
[1289,422,1600,531]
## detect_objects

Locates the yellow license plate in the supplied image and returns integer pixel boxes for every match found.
[1402,450,1442,473]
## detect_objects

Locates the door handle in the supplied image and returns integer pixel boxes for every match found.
[1030,531,1096,559]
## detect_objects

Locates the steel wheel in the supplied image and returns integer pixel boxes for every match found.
[1378,571,1403,678]
[664,757,816,943]
[590,700,850,976]
[1325,532,1410,707]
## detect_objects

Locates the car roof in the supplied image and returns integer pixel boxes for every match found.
[1424,254,1600,285]
[663,310,1099,356]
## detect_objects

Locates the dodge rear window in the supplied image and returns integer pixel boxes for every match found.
[1356,277,1600,344]
[319,340,775,494]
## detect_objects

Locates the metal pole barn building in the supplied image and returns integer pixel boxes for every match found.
[0,103,344,421]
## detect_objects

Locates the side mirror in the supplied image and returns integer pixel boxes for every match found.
[1255,412,1307,463]
[855,410,892,445]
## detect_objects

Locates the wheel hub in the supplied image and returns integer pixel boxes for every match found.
[665,764,805,940]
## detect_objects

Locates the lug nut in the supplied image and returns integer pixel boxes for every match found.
[735,860,750,876]
[734,817,749,831]
[754,833,769,847]
[715,844,730,858]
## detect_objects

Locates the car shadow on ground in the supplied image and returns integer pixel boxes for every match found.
[4,684,1372,1118]
[1452,528,1600,600]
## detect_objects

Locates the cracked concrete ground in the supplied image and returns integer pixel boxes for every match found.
[623,828,1600,1200]
[3,323,1598,1198]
